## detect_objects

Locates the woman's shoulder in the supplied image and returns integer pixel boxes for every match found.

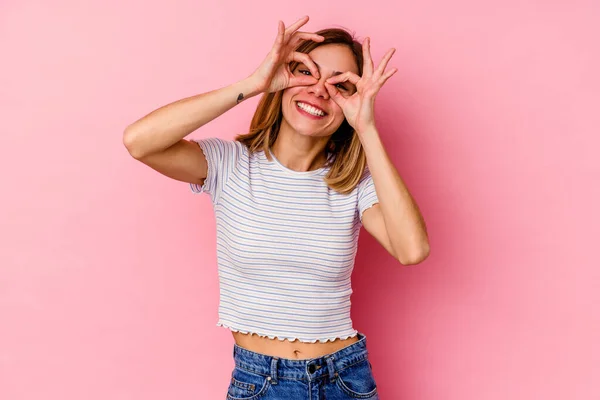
[197,137,250,157]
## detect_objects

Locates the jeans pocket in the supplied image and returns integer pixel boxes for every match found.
[226,367,271,400]
[335,358,378,399]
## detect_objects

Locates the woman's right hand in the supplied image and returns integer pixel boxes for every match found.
[249,16,324,94]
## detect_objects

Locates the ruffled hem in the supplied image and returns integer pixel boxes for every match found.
[188,139,209,195]
[216,321,358,344]
[359,201,379,223]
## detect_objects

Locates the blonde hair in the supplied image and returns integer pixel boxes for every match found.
[236,28,366,195]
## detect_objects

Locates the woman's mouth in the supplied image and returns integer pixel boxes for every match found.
[295,101,327,119]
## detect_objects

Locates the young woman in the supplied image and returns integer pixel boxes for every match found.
[124,15,429,400]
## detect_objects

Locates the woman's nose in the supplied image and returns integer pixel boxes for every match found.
[307,77,329,99]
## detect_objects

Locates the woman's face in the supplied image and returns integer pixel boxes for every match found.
[281,44,359,138]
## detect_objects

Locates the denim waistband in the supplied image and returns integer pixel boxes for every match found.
[232,332,369,382]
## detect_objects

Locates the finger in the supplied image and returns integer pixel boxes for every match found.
[374,48,396,77]
[326,71,361,86]
[381,67,398,82]
[325,83,345,106]
[284,15,310,39]
[362,37,374,77]
[376,67,398,87]
[272,20,286,52]
[288,52,320,79]
[288,31,325,48]
[289,75,319,88]
[367,67,397,96]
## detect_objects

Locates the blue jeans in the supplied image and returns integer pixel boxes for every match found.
[226,332,379,399]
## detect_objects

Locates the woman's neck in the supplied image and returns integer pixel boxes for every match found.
[271,128,329,172]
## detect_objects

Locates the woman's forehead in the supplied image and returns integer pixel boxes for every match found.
[308,44,359,74]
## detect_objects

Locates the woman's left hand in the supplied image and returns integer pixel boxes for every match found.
[324,37,397,135]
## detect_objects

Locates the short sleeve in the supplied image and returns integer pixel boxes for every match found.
[189,137,241,205]
[357,168,380,223]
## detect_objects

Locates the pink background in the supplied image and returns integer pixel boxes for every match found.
[1,1,599,399]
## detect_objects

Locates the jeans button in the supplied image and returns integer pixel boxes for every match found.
[308,364,316,373]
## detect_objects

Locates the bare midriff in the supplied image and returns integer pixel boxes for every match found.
[232,330,360,360]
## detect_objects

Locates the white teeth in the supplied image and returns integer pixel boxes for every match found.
[297,102,325,117]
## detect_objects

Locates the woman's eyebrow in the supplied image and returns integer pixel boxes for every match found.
[312,61,343,77]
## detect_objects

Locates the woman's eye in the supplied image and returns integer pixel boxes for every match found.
[335,84,347,91]
[299,70,312,76]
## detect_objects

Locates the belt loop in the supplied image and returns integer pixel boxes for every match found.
[325,356,337,383]
[270,357,279,385]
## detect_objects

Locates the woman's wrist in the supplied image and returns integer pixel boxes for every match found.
[238,75,266,101]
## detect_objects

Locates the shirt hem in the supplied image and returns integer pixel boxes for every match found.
[216,321,358,344]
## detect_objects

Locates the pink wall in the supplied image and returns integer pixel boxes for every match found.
[1,1,598,399]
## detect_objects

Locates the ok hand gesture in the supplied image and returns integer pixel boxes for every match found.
[250,16,324,94]
[324,38,398,135]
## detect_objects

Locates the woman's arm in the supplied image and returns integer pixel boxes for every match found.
[325,38,429,264]
[123,77,260,159]
[123,16,322,160]
[122,16,322,184]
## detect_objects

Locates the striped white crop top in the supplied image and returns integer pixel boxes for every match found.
[189,137,379,343]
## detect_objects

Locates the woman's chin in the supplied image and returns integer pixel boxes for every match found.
[296,129,329,138]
